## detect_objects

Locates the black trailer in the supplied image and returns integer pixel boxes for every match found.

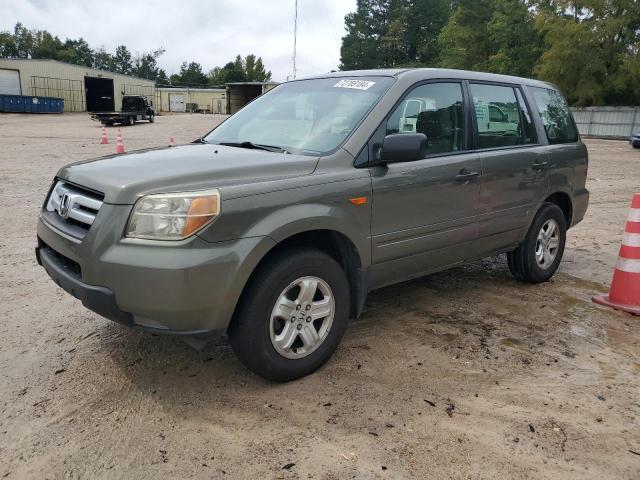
[90,95,155,126]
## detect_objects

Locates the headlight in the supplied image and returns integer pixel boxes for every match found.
[126,190,220,240]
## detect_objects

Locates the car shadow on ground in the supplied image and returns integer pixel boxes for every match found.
[95,254,611,410]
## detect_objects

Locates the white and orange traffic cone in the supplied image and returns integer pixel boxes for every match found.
[100,126,109,144]
[593,193,640,315]
[115,129,125,154]
[169,136,176,147]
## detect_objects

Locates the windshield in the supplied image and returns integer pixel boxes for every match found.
[204,77,394,155]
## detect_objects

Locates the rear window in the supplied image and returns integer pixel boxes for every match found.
[530,87,578,144]
[122,97,142,110]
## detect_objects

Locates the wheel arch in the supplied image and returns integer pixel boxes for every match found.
[228,228,368,333]
[544,190,573,227]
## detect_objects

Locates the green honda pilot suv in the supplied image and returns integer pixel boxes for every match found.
[36,69,588,381]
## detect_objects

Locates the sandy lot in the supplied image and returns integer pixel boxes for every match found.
[0,113,639,479]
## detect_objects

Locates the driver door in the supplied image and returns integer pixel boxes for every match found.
[369,81,481,287]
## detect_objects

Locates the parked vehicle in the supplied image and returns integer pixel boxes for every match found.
[90,95,154,126]
[36,69,589,381]
[630,131,640,149]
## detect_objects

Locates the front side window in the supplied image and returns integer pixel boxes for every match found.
[470,83,528,149]
[204,77,394,155]
[386,82,465,156]
[530,87,578,144]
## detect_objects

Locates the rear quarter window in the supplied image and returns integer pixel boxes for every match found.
[530,87,579,144]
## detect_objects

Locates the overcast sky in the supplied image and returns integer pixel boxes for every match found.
[2,0,357,81]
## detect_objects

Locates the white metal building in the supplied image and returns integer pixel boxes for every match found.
[156,87,227,114]
[0,58,155,112]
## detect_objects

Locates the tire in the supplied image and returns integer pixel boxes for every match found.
[507,202,566,283]
[126,116,134,126]
[229,247,350,382]
[149,115,154,123]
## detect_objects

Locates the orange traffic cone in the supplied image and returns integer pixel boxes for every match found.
[593,193,640,315]
[115,129,125,154]
[100,126,108,144]
[169,136,176,147]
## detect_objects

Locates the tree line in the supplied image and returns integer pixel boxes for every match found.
[0,23,271,87]
[340,0,640,106]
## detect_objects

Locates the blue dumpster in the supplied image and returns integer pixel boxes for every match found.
[0,95,64,113]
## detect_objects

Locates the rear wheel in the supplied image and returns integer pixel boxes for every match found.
[229,247,350,382]
[126,116,134,126]
[507,202,566,283]
[149,114,154,123]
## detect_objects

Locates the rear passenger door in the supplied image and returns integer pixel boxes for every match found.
[468,82,549,254]
[528,87,587,228]
[369,81,481,286]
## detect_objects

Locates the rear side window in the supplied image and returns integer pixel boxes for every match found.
[386,82,465,156]
[530,87,578,144]
[470,83,534,149]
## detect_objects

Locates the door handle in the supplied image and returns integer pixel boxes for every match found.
[456,170,480,181]
[532,161,549,170]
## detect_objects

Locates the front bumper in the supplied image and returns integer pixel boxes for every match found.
[37,212,274,334]
[36,244,134,326]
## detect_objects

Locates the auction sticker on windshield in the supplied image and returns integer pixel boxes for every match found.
[334,79,376,90]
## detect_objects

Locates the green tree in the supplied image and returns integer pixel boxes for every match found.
[207,54,271,85]
[59,38,93,66]
[131,48,167,82]
[244,54,272,81]
[13,23,34,58]
[31,31,63,60]
[404,0,452,65]
[113,45,132,74]
[486,0,543,76]
[93,47,115,71]
[170,61,208,86]
[340,0,392,69]
[0,30,18,57]
[340,0,453,69]
[534,0,640,105]
[438,0,541,76]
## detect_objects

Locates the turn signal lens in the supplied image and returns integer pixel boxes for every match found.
[348,196,368,205]
[126,190,220,240]
[183,195,220,237]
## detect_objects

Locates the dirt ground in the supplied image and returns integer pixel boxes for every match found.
[1,113,639,480]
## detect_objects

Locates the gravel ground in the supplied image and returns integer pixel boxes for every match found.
[0,113,639,479]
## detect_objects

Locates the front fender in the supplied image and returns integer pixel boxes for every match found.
[249,204,370,267]
[198,176,373,267]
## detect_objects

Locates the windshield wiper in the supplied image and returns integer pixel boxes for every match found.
[218,141,290,154]
[192,137,207,144]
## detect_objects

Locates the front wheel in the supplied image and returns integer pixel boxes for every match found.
[148,115,154,123]
[229,247,350,382]
[507,202,566,283]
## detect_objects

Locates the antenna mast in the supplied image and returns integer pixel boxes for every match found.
[292,0,298,79]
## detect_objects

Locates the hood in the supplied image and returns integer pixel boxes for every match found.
[57,144,319,204]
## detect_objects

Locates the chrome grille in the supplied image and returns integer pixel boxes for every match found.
[44,181,104,237]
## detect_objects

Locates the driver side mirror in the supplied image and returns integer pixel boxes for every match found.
[380,133,428,164]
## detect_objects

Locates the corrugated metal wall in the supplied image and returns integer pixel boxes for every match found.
[571,107,640,139]
[0,59,155,112]
[156,88,226,113]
